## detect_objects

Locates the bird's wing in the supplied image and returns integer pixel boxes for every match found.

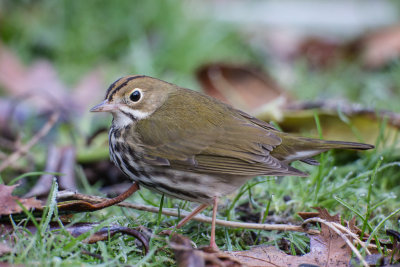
[130,90,304,176]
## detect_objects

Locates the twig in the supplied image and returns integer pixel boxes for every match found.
[57,190,320,234]
[302,218,368,267]
[0,112,59,172]
[332,222,371,255]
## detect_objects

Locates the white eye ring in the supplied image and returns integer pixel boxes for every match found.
[129,88,143,102]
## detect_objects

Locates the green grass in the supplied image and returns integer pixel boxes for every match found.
[1,0,400,266]
[2,141,399,266]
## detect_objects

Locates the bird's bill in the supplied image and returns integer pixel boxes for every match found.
[90,100,118,112]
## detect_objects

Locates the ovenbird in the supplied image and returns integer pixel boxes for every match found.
[90,75,373,249]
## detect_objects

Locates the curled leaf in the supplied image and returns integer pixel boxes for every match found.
[0,184,42,216]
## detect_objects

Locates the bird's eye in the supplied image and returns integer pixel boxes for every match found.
[129,90,141,102]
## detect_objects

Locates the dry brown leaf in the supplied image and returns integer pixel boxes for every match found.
[0,184,42,216]
[196,63,289,115]
[227,208,354,266]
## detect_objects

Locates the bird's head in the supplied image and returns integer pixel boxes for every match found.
[90,75,174,127]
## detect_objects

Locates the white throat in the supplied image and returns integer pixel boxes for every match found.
[112,112,134,128]
[112,106,150,128]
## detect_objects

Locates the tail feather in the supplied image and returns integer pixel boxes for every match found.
[271,133,374,164]
[313,139,374,150]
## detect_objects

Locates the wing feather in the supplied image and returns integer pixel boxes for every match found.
[131,89,304,177]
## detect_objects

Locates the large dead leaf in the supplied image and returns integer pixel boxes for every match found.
[196,63,289,115]
[0,184,42,216]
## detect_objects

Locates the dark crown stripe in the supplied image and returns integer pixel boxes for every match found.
[106,75,146,101]
[105,77,122,100]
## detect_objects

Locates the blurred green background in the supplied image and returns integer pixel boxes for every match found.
[0,0,398,102]
[1,0,400,112]
[0,0,254,87]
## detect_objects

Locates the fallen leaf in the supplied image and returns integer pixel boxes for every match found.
[227,208,355,266]
[229,245,312,267]
[0,184,42,216]
[196,63,289,115]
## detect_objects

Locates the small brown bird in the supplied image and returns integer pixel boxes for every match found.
[91,75,373,249]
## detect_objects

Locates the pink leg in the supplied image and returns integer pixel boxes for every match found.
[209,197,219,250]
[176,203,209,229]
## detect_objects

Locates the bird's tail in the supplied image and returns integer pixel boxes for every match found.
[297,138,374,150]
[271,133,374,165]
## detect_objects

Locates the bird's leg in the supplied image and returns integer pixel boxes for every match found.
[176,203,209,228]
[209,196,219,250]
[90,182,140,210]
